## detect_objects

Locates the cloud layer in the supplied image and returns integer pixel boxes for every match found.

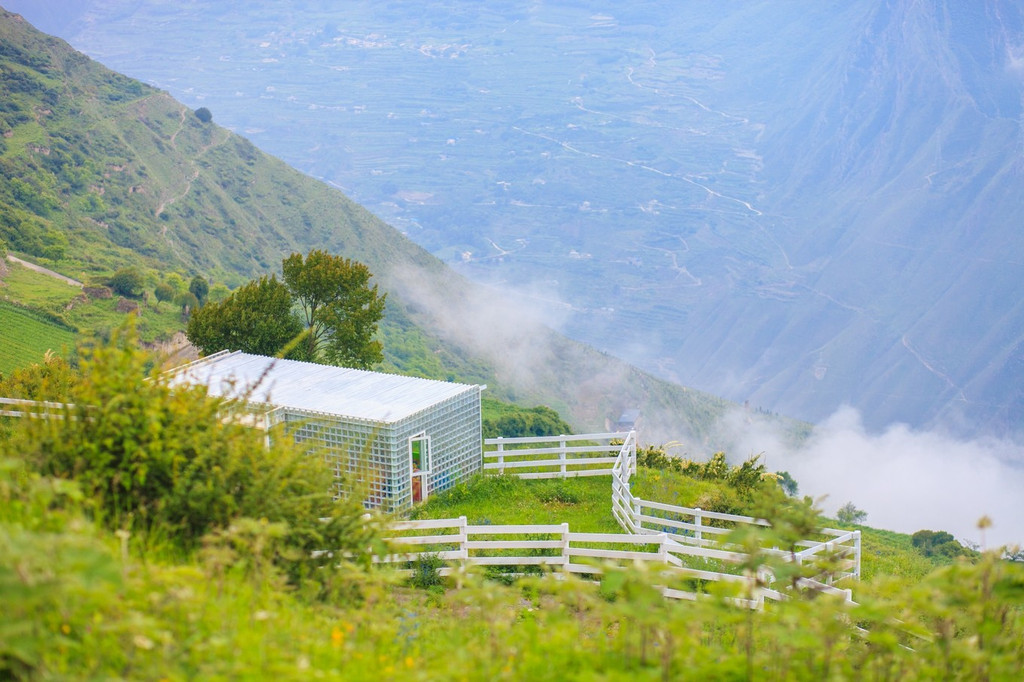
[714,406,1024,549]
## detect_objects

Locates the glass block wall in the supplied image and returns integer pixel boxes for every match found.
[391,389,483,511]
[268,388,482,512]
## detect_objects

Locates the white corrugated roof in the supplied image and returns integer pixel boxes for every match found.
[170,351,482,424]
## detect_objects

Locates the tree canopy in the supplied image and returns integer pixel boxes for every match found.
[188,275,209,305]
[184,251,385,368]
[282,250,386,369]
[186,275,305,357]
[108,267,144,298]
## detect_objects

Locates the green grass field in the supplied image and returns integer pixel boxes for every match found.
[411,475,621,532]
[411,468,951,584]
[0,301,77,376]
[0,260,81,310]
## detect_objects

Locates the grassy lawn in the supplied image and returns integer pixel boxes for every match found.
[0,260,80,310]
[411,468,948,585]
[410,475,621,533]
[0,301,77,376]
[64,296,185,345]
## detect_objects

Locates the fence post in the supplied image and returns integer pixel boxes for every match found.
[658,533,668,563]
[561,522,570,573]
[633,499,643,533]
[559,435,567,477]
[694,508,703,545]
[854,531,862,579]
[497,437,505,475]
[629,431,637,476]
[459,515,468,562]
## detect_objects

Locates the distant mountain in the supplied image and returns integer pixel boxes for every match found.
[0,8,746,446]
[13,0,1021,436]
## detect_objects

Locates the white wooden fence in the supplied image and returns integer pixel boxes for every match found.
[4,394,859,602]
[381,515,853,607]
[476,430,860,587]
[483,431,633,479]
[607,434,860,582]
[0,397,71,419]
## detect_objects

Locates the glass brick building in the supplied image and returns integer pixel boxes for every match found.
[171,351,484,512]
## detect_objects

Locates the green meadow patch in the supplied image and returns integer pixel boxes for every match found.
[410,475,620,532]
[0,301,76,375]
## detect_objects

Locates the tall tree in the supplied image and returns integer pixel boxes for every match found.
[186,275,305,357]
[282,250,386,369]
[188,275,209,305]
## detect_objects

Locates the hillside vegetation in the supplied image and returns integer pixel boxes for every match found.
[2,331,1022,680]
[0,8,749,443]
[17,0,1024,433]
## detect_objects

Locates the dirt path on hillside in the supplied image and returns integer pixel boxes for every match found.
[155,104,227,218]
[5,255,83,287]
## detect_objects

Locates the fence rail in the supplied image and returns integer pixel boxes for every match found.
[382,515,853,607]
[0,396,72,419]
[482,430,861,586]
[483,432,632,478]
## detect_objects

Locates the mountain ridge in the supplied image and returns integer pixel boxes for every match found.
[0,8,749,448]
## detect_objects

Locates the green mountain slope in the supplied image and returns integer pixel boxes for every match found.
[17,0,1022,435]
[0,9,752,445]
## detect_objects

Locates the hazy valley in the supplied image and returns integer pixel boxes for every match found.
[14,0,1024,437]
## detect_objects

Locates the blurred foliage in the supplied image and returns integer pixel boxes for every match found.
[913,529,976,560]
[2,345,1023,677]
[7,320,384,576]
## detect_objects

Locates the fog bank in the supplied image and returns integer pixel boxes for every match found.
[712,406,1024,549]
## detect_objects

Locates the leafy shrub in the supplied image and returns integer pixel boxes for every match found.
[188,275,209,305]
[691,487,743,516]
[775,470,799,496]
[911,529,970,559]
[9,321,382,586]
[409,552,446,590]
[153,281,174,307]
[638,446,772,503]
[836,501,868,526]
[107,267,144,298]
[174,290,199,316]
[0,350,76,400]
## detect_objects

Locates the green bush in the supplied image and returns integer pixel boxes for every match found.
[409,552,446,590]
[9,321,382,584]
[637,446,772,504]
[107,267,144,298]
[912,529,971,559]
[481,398,573,438]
